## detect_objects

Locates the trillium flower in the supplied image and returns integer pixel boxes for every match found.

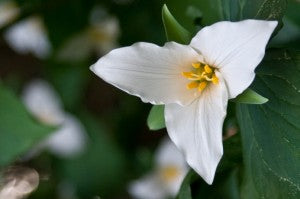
[129,138,188,199]
[91,20,277,184]
[4,16,51,58]
[22,80,87,158]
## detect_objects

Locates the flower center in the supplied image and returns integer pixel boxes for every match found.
[182,62,219,92]
[159,165,180,182]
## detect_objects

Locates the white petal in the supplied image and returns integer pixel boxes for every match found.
[4,17,51,58]
[164,72,228,184]
[190,20,277,98]
[91,42,203,106]
[45,114,87,158]
[128,174,166,199]
[22,79,65,125]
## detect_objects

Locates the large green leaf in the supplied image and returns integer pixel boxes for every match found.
[0,85,54,167]
[236,49,300,198]
[242,0,287,21]
[188,0,287,27]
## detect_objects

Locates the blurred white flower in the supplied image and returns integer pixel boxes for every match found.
[129,139,189,199]
[4,16,51,58]
[0,167,39,199]
[22,80,87,158]
[0,0,19,28]
[91,20,277,184]
[89,17,119,55]
[57,8,119,62]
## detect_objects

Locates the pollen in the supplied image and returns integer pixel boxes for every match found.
[182,62,219,92]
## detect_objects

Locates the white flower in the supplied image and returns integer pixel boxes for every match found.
[4,16,51,58]
[88,16,120,55]
[57,8,119,62]
[129,138,189,199]
[90,20,277,184]
[0,1,19,28]
[22,80,87,158]
[57,17,119,61]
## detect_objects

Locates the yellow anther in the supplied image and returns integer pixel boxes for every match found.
[192,63,200,69]
[204,65,212,73]
[183,63,218,92]
[212,74,219,84]
[198,82,207,92]
[182,72,193,78]
[187,81,199,89]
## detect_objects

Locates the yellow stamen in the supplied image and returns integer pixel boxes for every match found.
[187,81,199,89]
[181,72,193,78]
[182,63,218,92]
[198,82,207,92]
[212,74,219,84]
[192,62,200,69]
[204,65,212,73]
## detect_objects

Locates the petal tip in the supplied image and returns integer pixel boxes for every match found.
[267,20,278,29]
[89,64,96,73]
[188,148,223,185]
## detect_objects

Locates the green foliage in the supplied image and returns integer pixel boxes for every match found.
[242,0,287,21]
[162,4,191,44]
[237,49,300,198]
[147,105,165,130]
[231,89,268,104]
[187,0,287,26]
[57,113,127,198]
[176,170,198,199]
[0,85,54,167]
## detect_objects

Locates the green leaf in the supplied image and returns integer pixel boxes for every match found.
[162,4,191,44]
[236,49,300,198]
[242,0,287,21]
[176,170,198,199]
[190,0,287,27]
[147,105,165,130]
[0,85,54,167]
[231,88,268,104]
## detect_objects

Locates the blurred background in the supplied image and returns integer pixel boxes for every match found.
[0,0,299,199]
